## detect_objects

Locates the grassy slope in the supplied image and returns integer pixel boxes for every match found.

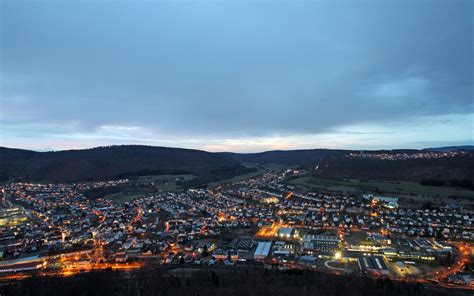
[287,176,474,205]
[104,174,195,203]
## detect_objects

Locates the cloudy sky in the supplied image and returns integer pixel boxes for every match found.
[1,0,473,152]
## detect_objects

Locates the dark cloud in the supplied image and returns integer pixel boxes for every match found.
[1,0,473,150]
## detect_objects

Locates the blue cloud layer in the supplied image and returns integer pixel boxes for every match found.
[1,1,473,151]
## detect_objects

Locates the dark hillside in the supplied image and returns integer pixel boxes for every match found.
[1,145,472,184]
[0,145,246,182]
[318,154,474,183]
[224,149,347,166]
[225,149,474,183]
[423,146,474,152]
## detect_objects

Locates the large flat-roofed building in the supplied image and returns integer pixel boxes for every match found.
[254,241,272,261]
[357,256,389,275]
[302,235,340,255]
[273,241,296,257]
[298,255,317,267]
[278,227,298,239]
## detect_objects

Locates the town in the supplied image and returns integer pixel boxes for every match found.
[0,168,473,292]
[347,150,470,161]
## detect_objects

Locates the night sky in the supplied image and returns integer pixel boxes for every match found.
[1,0,473,152]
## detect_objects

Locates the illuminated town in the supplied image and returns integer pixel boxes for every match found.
[347,150,470,161]
[0,169,472,292]
[1,0,472,294]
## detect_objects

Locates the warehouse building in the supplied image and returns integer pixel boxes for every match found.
[254,241,272,261]
[278,227,298,239]
[357,255,389,275]
[302,235,341,255]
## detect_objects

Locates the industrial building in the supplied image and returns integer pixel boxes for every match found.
[277,227,298,239]
[254,241,272,261]
[357,256,389,275]
[302,235,341,255]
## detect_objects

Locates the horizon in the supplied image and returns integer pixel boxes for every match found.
[1,143,473,154]
[1,0,473,152]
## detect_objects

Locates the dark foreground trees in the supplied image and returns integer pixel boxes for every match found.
[0,267,461,296]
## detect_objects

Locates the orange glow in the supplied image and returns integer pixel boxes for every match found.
[168,242,179,254]
[256,222,288,238]
[217,212,226,222]
[0,274,31,281]
[57,261,143,277]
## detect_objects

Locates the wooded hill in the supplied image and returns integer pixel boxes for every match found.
[1,145,472,185]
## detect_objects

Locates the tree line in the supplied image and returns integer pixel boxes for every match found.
[0,267,459,296]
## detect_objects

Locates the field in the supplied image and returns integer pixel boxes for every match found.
[135,174,195,190]
[287,176,474,206]
[103,192,143,203]
[104,174,195,203]
[103,166,294,202]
